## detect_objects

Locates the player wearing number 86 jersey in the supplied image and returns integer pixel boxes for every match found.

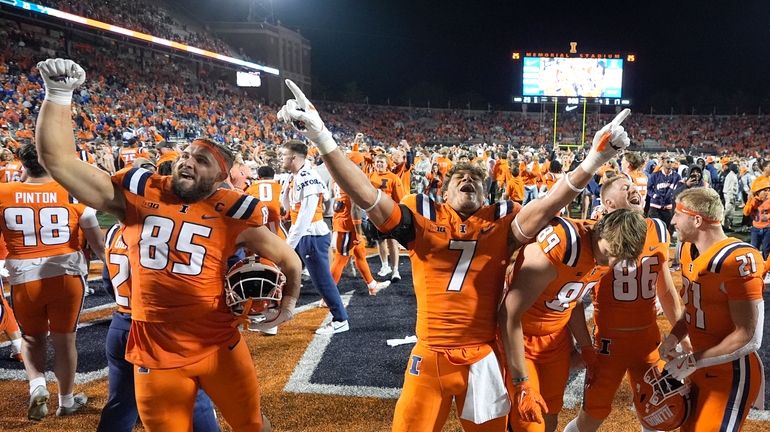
[502,212,646,432]
[660,188,765,432]
[0,143,106,420]
[565,176,687,432]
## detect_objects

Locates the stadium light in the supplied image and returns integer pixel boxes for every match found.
[0,0,280,75]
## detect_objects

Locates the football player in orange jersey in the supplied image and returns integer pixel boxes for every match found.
[329,179,390,295]
[563,176,686,432]
[658,187,764,432]
[0,147,23,182]
[501,209,647,432]
[36,58,301,432]
[369,153,406,281]
[97,222,220,432]
[245,166,287,240]
[278,79,631,431]
[0,143,106,420]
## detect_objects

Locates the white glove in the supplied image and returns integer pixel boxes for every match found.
[36,58,86,106]
[277,79,337,155]
[664,352,697,380]
[581,108,631,173]
[658,333,680,361]
[248,307,294,332]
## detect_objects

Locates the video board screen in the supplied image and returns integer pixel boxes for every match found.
[237,71,262,87]
[522,57,623,98]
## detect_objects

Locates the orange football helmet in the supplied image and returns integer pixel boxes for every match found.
[225,255,285,321]
[633,364,691,431]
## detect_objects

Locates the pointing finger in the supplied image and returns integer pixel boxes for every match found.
[610,108,631,127]
[285,79,308,108]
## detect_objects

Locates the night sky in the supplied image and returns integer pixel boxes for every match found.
[187,0,770,112]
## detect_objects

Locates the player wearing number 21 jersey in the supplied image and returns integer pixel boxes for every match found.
[0,143,106,420]
[660,187,764,432]
[501,210,647,432]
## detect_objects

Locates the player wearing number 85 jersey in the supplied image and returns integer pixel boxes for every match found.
[35,58,302,432]
[659,187,765,432]
[0,143,106,420]
[278,78,633,431]
[501,210,647,432]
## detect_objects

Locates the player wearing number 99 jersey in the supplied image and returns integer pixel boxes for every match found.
[659,188,765,432]
[503,212,646,432]
[0,143,106,420]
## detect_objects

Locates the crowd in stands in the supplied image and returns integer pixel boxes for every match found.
[39,0,235,56]
[2,5,770,260]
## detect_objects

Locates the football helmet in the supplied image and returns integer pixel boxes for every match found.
[633,364,691,431]
[225,255,285,321]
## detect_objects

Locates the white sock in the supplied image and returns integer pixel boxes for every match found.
[59,393,74,408]
[367,280,377,288]
[29,377,46,394]
[564,418,580,432]
[11,338,22,354]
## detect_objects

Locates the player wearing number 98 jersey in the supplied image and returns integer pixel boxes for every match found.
[659,188,765,432]
[503,213,649,432]
[0,143,106,420]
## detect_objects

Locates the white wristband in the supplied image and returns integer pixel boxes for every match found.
[564,173,585,193]
[314,128,338,155]
[44,89,74,106]
[363,189,382,212]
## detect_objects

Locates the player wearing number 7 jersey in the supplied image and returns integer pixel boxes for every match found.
[277,78,631,431]
[659,187,764,432]
[564,175,686,432]
[501,209,647,432]
[0,143,106,420]
[35,58,301,432]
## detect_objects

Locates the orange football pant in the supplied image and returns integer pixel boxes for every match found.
[682,352,762,432]
[583,324,662,419]
[331,231,374,284]
[509,328,572,432]
[392,342,508,432]
[134,335,263,432]
[10,275,85,335]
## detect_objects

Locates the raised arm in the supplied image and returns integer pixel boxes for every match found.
[512,110,631,244]
[35,59,125,219]
[277,80,395,226]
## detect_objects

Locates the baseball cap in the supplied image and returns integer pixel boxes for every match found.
[706,156,715,163]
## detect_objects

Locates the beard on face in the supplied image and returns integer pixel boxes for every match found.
[171,171,218,203]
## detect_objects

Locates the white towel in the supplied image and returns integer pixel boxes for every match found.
[386,335,418,347]
[460,350,511,424]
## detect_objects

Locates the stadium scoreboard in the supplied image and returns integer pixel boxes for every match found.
[512,43,634,106]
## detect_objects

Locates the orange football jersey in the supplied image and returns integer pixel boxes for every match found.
[0,160,23,183]
[245,179,285,239]
[521,217,607,337]
[112,168,267,368]
[679,238,765,351]
[591,218,669,330]
[369,170,405,203]
[378,194,521,348]
[0,181,90,259]
[331,183,357,233]
[104,223,131,314]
